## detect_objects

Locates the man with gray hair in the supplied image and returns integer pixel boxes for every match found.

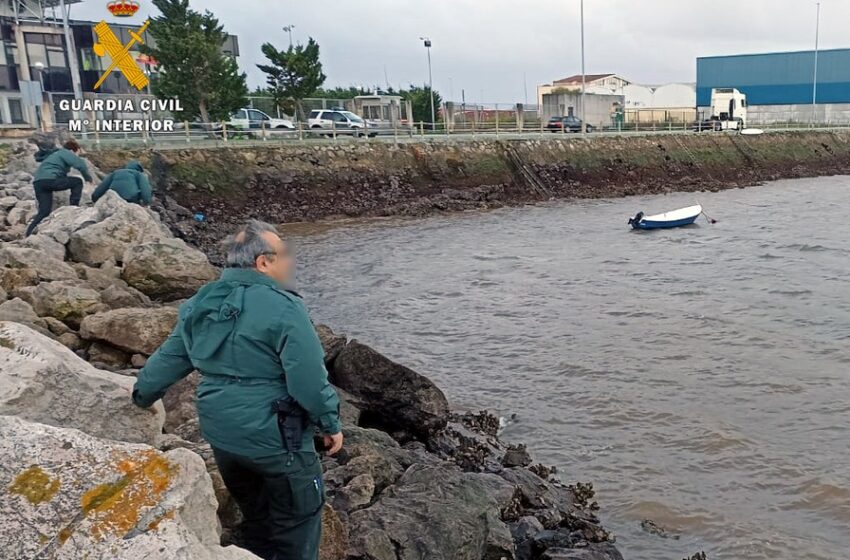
[132,220,342,560]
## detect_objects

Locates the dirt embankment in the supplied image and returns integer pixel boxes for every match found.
[87,131,850,259]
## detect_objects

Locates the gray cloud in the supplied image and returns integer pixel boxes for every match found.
[71,0,845,104]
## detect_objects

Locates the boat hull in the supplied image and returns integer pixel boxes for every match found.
[632,215,699,230]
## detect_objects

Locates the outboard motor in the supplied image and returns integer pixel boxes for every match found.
[628,211,644,228]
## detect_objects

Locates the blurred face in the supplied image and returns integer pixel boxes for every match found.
[255,231,294,285]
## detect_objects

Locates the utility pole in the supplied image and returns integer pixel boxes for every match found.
[283,25,295,49]
[59,0,82,120]
[812,2,820,127]
[580,0,587,135]
[420,37,436,129]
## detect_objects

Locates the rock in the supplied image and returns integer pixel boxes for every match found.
[9,234,66,261]
[540,544,624,560]
[503,444,533,468]
[511,515,545,542]
[316,324,347,365]
[80,307,178,355]
[58,331,83,350]
[0,246,77,282]
[320,504,348,560]
[0,297,50,334]
[162,372,200,433]
[0,267,38,293]
[131,354,148,368]
[30,280,104,328]
[0,321,164,445]
[348,464,515,560]
[0,416,259,560]
[67,191,170,266]
[5,200,35,225]
[331,340,449,441]
[34,204,99,245]
[73,264,152,308]
[122,238,218,301]
[0,195,18,210]
[88,341,131,369]
[333,473,375,512]
[42,316,71,336]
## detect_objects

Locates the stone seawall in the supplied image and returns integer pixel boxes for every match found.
[87,131,850,258]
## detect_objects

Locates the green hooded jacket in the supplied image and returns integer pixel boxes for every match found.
[92,161,152,205]
[132,268,341,458]
[33,148,93,182]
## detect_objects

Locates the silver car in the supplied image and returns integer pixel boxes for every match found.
[307,109,374,137]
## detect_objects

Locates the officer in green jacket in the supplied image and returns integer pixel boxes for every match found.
[25,139,93,237]
[132,220,342,560]
[91,161,152,206]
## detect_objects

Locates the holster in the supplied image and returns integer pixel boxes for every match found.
[271,397,308,452]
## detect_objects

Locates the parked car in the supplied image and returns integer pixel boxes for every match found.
[546,116,594,133]
[308,109,375,137]
[229,108,295,131]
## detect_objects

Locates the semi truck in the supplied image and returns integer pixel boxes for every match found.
[693,88,748,131]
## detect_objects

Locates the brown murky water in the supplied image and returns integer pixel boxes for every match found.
[288,176,850,560]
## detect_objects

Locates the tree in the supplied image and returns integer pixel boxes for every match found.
[257,39,326,120]
[142,0,247,123]
[314,85,373,100]
[399,85,443,124]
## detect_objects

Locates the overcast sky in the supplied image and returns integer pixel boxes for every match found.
[71,0,844,104]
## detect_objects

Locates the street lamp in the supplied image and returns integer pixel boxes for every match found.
[419,36,436,129]
[33,61,45,130]
[580,0,586,135]
[283,25,295,49]
[811,3,820,126]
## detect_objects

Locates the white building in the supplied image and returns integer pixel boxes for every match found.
[536,73,630,107]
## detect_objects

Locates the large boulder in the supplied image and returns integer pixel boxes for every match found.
[0,297,50,335]
[347,464,515,560]
[67,191,170,266]
[34,204,99,245]
[122,238,218,301]
[0,416,259,560]
[80,307,178,355]
[0,245,77,282]
[0,321,163,444]
[331,341,449,440]
[29,280,104,328]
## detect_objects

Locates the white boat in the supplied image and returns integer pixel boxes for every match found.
[628,204,703,230]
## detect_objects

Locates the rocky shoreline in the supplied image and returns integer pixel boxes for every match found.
[85,131,850,261]
[0,138,622,560]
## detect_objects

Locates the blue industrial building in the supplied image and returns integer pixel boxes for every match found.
[697,48,850,123]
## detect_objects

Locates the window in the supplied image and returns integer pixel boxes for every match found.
[47,48,67,68]
[308,110,320,119]
[248,109,269,120]
[8,98,25,124]
[27,43,47,67]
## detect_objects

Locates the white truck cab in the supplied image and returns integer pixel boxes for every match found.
[709,88,747,130]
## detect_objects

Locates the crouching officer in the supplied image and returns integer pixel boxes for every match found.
[132,220,342,560]
[92,160,153,206]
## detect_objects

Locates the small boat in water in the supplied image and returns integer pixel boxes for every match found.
[629,204,702,230]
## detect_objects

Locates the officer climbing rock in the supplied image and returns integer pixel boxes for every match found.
[132,220,342,560]
[26,139,93,237]
[91,160,152,206]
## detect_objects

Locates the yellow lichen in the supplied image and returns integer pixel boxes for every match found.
[146,510,175,532]
[77,449,178,540]
[8,465,60,504]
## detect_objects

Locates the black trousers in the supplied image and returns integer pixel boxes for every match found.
[25,177,84,237]
[213,448,325,560]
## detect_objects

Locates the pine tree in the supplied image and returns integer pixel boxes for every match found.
[257,39,326,121]
[141,0,248,123]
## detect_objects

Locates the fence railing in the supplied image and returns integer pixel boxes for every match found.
[57,117,850,150]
